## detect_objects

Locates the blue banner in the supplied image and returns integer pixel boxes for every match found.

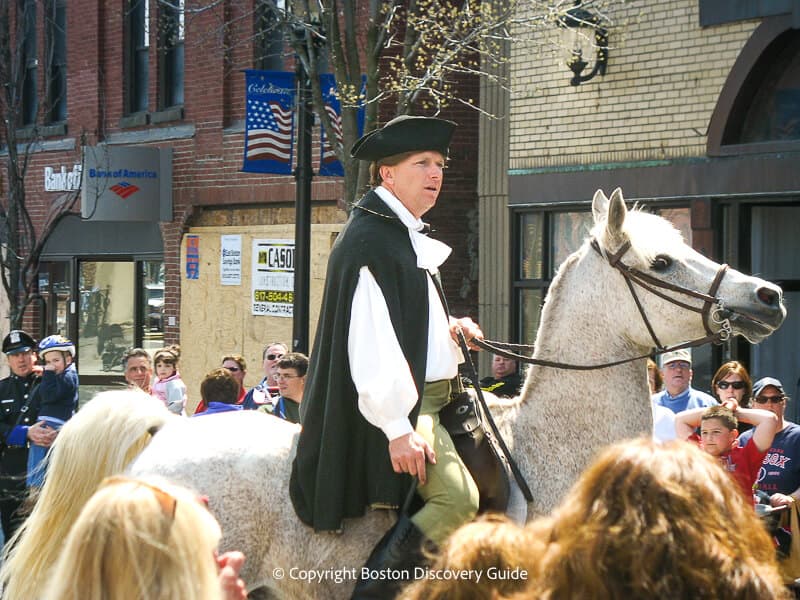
[318,74,366,177]
[243,70,296,174]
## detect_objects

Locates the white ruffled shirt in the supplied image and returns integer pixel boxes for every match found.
[348,186,461,441]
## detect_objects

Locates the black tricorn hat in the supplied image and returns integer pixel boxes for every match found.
[350,115,456,162]
[2,330,36,355]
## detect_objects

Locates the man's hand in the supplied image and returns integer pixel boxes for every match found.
[27,421,58,448]
[388,432,436,485]
[449,316,484,351]
[217,551,247,600]
[771,493,795,507]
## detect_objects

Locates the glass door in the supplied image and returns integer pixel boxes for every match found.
[78,261,135,376]
[39,261,72,337]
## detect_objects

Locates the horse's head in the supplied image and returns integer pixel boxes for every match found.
[591,188,785,348]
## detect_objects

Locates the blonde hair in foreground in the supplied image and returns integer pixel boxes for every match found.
[42,476,222,600]
[43,477,222,600]
[0,390,171,600]
[522,438,789,600]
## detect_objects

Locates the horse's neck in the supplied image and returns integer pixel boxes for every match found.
[499,252,653,514]
[524,252,651,413]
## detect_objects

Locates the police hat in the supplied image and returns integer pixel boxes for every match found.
[350,115,456,162]
[3,330,36,355]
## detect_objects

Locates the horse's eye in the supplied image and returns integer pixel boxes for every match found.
[651,255,672,272]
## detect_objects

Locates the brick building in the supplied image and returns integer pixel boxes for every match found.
[5,0,480,399]
[477,0,800,410]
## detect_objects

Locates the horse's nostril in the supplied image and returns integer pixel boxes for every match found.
[756,287,780,307]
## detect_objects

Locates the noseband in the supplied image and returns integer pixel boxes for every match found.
[474,238,733,371]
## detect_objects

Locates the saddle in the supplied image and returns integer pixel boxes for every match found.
[439,377,529,515]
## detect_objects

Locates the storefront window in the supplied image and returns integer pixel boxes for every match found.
[79,262,135,375]
[519,213,543,280]
[141,260,165,351]
[518,289,543,347]
[551,212,593,276]
[750,205,800,417]
[38,261,71,336]
[513,209,591,346]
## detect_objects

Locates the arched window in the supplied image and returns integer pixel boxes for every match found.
[708,16,800,155]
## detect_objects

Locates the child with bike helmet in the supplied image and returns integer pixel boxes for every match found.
[28,335,79,488]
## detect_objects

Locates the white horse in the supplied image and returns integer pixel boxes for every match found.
[7,190,786,598]
[126,188,785,599]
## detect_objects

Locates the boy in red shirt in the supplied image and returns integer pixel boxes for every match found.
[676,400,778,502]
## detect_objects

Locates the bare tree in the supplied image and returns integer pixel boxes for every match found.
[0,0,80,329]
[195,0,616,205]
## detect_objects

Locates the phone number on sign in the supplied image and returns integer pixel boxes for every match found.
[253,290,293,303]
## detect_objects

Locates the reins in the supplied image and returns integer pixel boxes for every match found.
[474,238,734,371]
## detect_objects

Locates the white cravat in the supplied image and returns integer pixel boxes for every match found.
[374,186,453,270]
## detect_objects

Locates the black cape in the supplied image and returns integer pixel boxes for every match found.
[290,191,430,531]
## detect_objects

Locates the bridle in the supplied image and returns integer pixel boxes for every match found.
[474,238,733,370]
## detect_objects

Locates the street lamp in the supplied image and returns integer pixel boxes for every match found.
[559,1,609,86]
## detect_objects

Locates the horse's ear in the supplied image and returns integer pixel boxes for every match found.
[592,189,609,224]
[606,188,627,238]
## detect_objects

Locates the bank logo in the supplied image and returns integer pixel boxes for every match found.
[109,182,140,199]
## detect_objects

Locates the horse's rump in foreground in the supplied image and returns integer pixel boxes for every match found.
[131,188,786,599]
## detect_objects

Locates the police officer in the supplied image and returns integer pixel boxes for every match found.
[0,330,53,539]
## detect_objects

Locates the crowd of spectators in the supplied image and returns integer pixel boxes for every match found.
[2,330,798,598]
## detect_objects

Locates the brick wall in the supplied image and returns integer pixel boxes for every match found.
[510,1,757,170]
[8,0,480,340]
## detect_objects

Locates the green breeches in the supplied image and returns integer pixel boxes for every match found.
[410,379,479,545]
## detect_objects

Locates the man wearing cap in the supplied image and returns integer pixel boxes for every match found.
[289,115,483,596]
[739,377,800,508]
[0,330,54,539]
[651,348,717,413]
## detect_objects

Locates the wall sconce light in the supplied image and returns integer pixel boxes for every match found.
[559,1,609,86]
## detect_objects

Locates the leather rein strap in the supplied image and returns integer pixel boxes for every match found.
[474,238,733,371]
[456,330,533,502]
[429,271,534,502]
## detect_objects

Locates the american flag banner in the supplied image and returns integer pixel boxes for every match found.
[243,70,296,174]
[318,74,365,177]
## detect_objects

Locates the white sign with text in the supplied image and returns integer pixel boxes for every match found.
[220,235,242,285]
[251,239,294,317]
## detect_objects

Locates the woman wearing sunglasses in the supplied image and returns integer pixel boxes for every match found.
[712,361,753,433]
[712,361,753,406]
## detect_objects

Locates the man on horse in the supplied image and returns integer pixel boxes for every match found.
[290,115,483,597]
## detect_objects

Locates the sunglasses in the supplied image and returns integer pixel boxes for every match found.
[716,381,746,390]
[225,366,241,372]
[266,353,285,361]
[754,395,785,404]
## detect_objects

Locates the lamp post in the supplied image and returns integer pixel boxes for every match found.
[290,6,323,355]
[292,22,313,355]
